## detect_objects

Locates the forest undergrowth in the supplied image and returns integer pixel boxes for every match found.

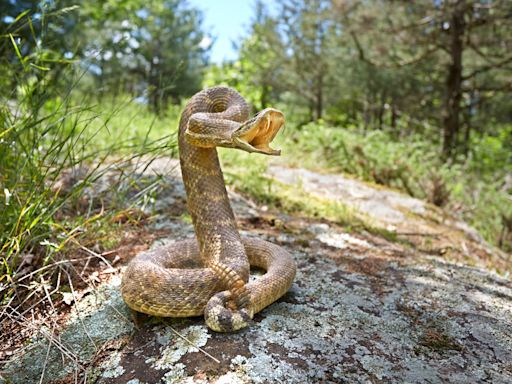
[2,96,511,316]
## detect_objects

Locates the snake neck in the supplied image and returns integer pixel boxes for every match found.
[178,87,250,281]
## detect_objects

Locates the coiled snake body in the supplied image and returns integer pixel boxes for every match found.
[121,86,296,332]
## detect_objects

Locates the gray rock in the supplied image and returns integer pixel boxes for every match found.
[4,245,511,383]
[267,165,427,223]
[3,160,511,384]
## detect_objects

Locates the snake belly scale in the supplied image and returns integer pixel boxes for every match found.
[121,86,297,332]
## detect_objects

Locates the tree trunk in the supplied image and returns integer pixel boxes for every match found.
[442,1,466,160]
[376,90,387,130]
[149,60,158,114]
[462,90,474,157]
[363,98,370,132]
[390,104,398,132]
[377,104,384,130]
[260,83,269,110]
[315,71,324,120]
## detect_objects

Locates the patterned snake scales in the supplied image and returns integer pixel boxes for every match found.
[121,86,296,332]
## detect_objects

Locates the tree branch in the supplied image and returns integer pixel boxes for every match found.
[462,82,512,93]
[463,55,512,80]
[350,31,375,66]
[350,31,439,68]
[467,41,505,62]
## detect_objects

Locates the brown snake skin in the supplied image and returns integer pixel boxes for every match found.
[121,86,296,332]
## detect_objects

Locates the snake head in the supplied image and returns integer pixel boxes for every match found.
[231,108,284,156]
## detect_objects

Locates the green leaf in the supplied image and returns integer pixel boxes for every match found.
[0,126,15,139]
[9,33,24,66]
[13,9,31,24]
[29,63,51,71]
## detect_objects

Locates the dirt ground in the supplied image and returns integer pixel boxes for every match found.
[1,158,511,383]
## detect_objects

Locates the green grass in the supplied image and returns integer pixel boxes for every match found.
[77,97,181,153]
[276,121,512,251]
[0,21,179,309]
[2,72,509,314]
[0,82,177,309]
[219,148,397,241]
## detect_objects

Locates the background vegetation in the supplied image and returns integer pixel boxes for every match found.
[1,0,511,310]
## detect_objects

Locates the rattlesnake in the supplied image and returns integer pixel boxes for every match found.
[121,86,296,332]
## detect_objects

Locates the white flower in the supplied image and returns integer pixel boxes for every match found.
[62,292,75,305]
[40,239,59,249]
[4,188,11,205]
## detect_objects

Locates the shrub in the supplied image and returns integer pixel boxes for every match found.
[281,121,512,250]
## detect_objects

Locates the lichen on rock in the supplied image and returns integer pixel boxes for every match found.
[2,162,511,384]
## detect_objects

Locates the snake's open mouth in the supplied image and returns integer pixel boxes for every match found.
[233,108,284,155]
